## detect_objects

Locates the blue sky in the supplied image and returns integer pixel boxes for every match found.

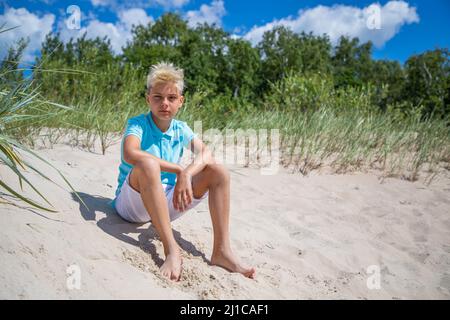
[1,0,449,64]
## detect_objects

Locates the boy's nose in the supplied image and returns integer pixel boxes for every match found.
[161,97,169,106]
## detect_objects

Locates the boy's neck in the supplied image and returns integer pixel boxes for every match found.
[151,112,171,133]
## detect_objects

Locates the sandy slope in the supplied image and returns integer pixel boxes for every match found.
[1,138,449,299]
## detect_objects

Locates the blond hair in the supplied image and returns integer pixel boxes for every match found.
[146,62,184,94]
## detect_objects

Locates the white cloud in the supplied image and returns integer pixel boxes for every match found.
[244,1,419,48]
[90,0,189,9]
[155,0,190,8]
[0,7,55,63]
[91,0,110,6]
[59,8,153,54]
[185,0,226,27]
[118,8,153,30]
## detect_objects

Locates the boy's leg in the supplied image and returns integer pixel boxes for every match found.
[191,162,255,279]
[129,158,182,281]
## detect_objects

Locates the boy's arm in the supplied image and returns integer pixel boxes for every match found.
[123,135,183,174]
[182,137,214,177]
[173,137,213,212]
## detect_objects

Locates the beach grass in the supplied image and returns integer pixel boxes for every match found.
[4,65,449,190]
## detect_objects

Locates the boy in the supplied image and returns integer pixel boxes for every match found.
[112,62,255,281]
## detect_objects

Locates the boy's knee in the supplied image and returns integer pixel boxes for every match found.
[207,163,230,183]
[135,158,160,177]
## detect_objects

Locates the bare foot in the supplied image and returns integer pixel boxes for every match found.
[160,250,182,281]
[211,248,256,279]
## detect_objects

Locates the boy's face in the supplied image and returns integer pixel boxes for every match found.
[146,82,184,121]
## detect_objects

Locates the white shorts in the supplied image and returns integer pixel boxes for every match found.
[115,172,208,224]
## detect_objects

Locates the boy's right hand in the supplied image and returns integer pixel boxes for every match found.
[173,171,193,212]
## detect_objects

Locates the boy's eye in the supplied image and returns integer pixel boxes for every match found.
[152,95,178,103]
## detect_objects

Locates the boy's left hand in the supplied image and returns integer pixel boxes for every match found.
[173,171,193,212]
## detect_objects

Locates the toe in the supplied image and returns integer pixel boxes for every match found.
[245,268,256,279]
[171,271,181,281]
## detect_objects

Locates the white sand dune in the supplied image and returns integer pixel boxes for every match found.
[1,138,449,299]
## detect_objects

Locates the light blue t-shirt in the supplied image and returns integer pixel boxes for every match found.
[111,112,196,210]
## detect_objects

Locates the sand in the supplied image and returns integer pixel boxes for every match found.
[1,137,449,299]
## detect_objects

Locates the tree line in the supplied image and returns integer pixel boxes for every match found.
[2,12,449,120]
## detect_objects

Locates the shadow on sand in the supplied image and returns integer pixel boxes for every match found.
[71,191,209,268]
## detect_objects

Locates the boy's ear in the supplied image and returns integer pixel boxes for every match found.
[179,95,184,105]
